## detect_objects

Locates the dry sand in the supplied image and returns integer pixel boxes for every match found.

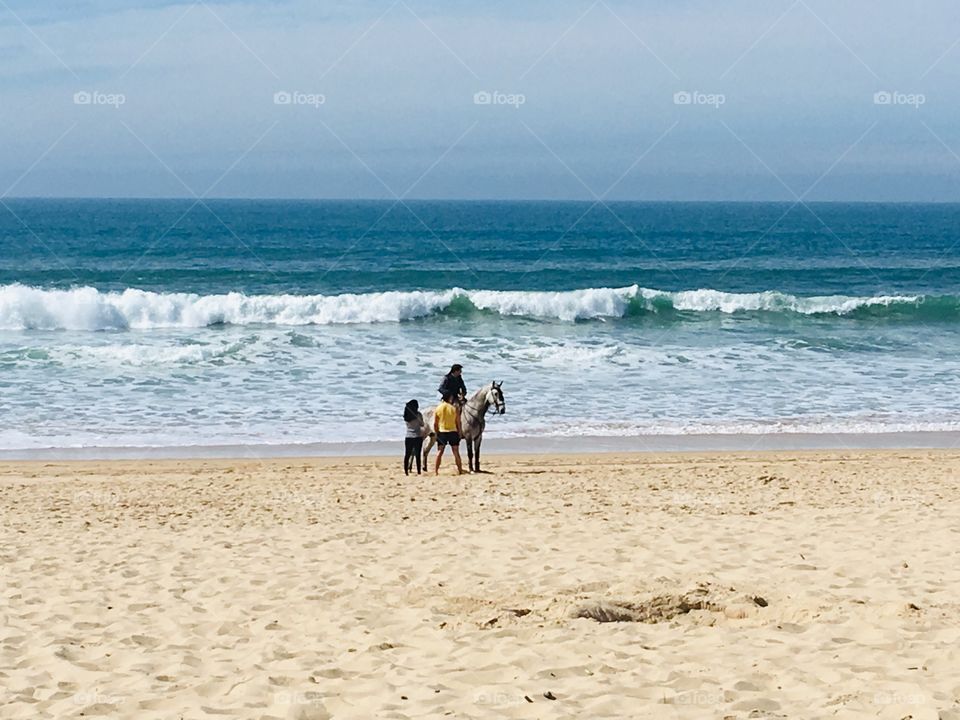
[2,450,960,719]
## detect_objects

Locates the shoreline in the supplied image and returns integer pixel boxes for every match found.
[3,428,960,461]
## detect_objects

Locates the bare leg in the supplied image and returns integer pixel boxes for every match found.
[435,444,445,475]
[451,446,464,475]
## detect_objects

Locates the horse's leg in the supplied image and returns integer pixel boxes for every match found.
[422,434,436,469]
[466,435,474,473]
[475,433,482,473]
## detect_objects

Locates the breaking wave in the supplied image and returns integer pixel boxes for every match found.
[0,283,950,330]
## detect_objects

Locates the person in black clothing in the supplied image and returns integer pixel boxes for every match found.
[437,363,467,403]
[403,399,426,475]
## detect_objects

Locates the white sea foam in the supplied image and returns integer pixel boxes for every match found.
[641,288,921,314]
[3,308,960,453]
[0,283,932,331]
[469,286,637,321]
[0,284,455,330]
[49,344,232,367]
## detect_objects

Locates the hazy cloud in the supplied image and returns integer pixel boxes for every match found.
[2,0,960,199]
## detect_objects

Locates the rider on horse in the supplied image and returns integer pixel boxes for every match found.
[438,363,467,406]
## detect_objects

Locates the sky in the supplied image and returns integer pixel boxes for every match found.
[2,0,960,200]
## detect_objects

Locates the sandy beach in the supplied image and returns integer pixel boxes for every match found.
[3,450,960,719]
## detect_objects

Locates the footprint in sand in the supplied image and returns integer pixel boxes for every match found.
[129,634,161,648]
[73,621,102,630]
[76,702,120,716]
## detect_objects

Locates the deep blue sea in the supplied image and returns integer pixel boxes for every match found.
[2,199,960,451]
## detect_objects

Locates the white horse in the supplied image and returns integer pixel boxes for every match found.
[421,382,505,473]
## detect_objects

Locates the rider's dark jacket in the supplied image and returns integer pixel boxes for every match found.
[438,373,467,400]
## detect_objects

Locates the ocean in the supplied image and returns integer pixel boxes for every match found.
[2,199,960,455]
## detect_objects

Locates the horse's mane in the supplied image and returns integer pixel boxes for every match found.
[467,382,496,403]
[467,383,494,403]
[423,384,489,418]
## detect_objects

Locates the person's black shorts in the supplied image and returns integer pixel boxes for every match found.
[437,431,460,446]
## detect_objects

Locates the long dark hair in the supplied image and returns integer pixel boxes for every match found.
[403,399,419,422]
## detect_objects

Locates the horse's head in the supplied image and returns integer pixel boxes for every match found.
[488,381,505,415]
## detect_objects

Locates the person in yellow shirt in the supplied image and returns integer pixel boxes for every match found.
[433,394,464,475]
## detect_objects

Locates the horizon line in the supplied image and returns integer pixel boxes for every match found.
[4,196,960,205]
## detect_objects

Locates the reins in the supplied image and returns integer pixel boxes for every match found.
[459,387,503,424]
